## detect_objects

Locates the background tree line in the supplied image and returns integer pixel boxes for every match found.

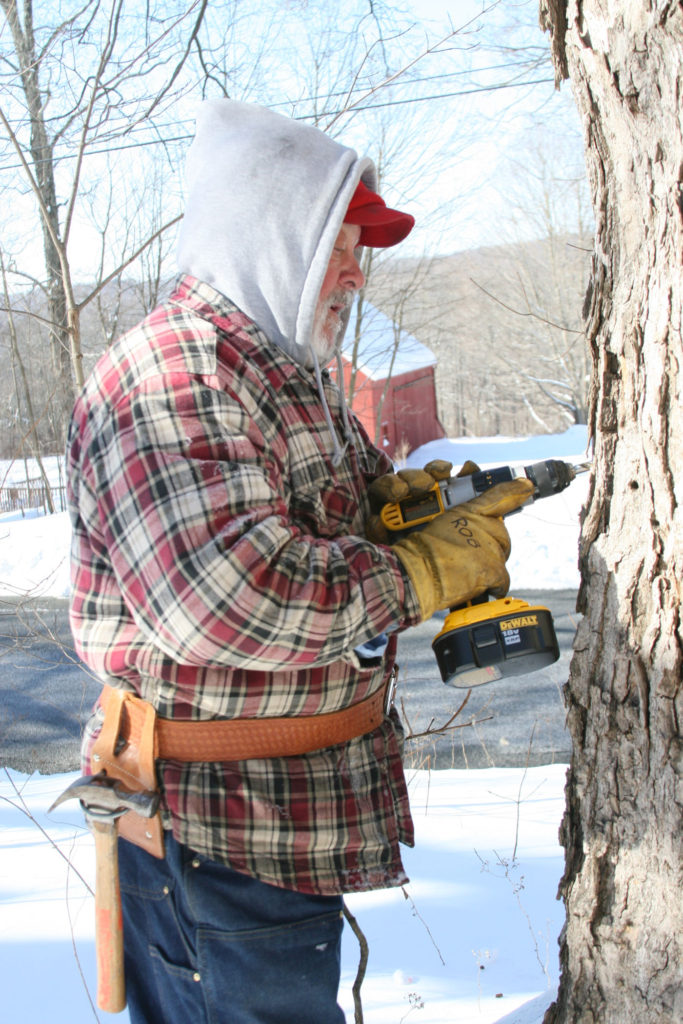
[0,223,592,459]
[0,0,584,462]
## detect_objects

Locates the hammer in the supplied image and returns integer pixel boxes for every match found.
[49,772,160,1013]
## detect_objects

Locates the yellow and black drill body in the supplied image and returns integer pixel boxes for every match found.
[381,458,589,688]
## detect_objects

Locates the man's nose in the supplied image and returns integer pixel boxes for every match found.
[340,252,365,291]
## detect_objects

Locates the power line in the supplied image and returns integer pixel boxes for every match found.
[295,77,553,119]
[0,76,553,173]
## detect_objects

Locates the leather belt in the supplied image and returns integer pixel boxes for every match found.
[98,677,392,764]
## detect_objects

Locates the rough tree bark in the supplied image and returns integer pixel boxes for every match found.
[538,2,682,1022]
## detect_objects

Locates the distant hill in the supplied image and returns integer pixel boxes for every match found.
[366,233,591,439]
[0,235,591,458]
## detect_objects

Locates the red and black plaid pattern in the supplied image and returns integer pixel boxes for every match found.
[70,276,419,894]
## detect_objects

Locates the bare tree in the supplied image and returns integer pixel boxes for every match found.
[538,2,683,1021]
[468,236,591,429]
[360,60,593,441]
[476,121,592,426]
[0,0,210,444]
[0,250,54,502]
[0,0,577,466]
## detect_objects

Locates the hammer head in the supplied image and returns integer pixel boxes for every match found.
[49,771,160,820]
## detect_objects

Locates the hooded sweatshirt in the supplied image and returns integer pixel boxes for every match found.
[177,99,377,369]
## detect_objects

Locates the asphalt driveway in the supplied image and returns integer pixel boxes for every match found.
[0,590,578,774]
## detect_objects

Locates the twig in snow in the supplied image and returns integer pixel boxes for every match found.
[1,768,93,895]
[65,833,100,1021]
[343,900,368,1024]
[401,886,445,966]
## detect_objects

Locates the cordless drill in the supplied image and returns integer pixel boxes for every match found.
[381,458,590,687]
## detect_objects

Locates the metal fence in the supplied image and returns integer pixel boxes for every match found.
[0,478,68,516]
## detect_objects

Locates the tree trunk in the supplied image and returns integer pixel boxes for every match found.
[538,2,683,1022]
[1,0,76,437]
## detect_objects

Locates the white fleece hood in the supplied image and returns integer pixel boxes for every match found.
[177,100,377,369]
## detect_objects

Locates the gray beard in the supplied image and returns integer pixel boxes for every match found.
[311,290,351,365]
[311,315,343,365]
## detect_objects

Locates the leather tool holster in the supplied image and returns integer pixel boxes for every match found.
[90,687,165,858]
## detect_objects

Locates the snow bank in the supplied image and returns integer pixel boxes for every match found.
[1,765,567,1023]
[0,427,589,598]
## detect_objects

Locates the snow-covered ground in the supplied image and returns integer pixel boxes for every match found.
[2,763,567,1024]
[0,427,590,1022]
[0,424,590,599]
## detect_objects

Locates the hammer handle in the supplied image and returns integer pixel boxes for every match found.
[92,820,126,1013]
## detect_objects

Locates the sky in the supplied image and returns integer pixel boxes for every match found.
[0,426,590,1022]
[388,0,585,254]
[0,0,588,289]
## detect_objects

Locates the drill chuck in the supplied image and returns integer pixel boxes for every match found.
[523,458,577,499]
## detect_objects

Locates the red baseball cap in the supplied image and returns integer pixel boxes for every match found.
[344,180,415,248]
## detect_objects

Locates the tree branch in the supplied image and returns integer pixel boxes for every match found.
[469,276,583,335]
[142,0,209,121]
[78,212,182,310]
[343,900,368,1024]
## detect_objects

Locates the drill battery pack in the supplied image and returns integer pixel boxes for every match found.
[432,596,560,688]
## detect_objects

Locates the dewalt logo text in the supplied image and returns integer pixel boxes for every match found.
[500,615,538,631]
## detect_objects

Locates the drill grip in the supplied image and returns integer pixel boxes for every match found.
[381,458,576,533]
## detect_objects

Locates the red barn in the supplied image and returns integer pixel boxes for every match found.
[332,301,445,460]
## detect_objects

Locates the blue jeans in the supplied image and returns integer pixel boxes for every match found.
[118,832,346,1024]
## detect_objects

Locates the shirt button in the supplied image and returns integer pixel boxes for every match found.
[192,858,201,869]
[162,886,170,895]
[193,972,201,983]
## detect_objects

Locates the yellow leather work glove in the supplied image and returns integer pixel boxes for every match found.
[454,459,480,478]
[366,460,453,543]
[393,478,535,622]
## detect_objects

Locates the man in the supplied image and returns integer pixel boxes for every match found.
[67,100,532,1023]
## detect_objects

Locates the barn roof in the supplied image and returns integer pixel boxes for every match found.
[342,300,436,381]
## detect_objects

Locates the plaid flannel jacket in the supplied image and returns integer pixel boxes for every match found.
[70,276,421,894]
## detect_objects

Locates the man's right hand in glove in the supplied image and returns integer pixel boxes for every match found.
[393,478,534,622]
[366,459,453,544]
